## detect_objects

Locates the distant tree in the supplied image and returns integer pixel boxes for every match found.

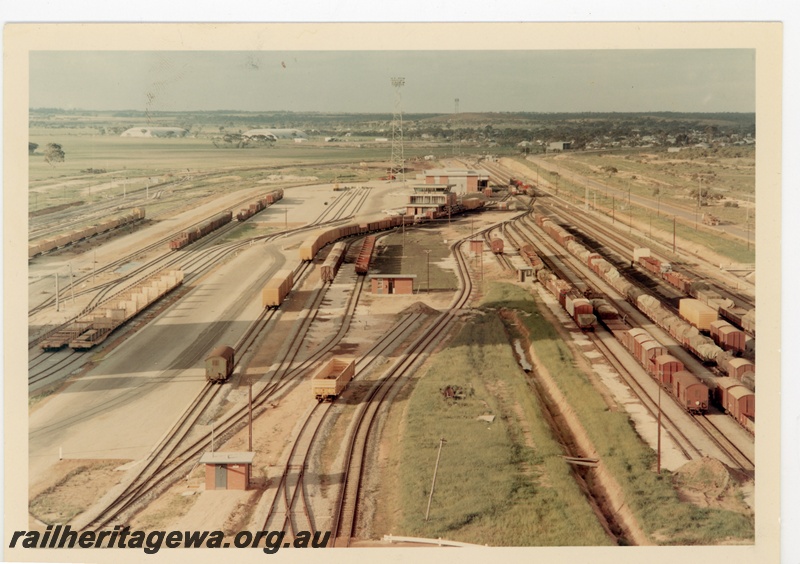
[44,143,65,166]
[28,142,38,155]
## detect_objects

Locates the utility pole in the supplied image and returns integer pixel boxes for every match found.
[584,182,589,211]
[401,215,406,258]
[55,273,60,312]
[746,205,751,251]
[69,263,75,305]
[695,177,700,230]
[673,216,676,254]
[657,385,662,475]
[425,250,431,294]
[390,77,406,184]
[248,380,253,452]
[425,437,447,521]
[628,182,632,233]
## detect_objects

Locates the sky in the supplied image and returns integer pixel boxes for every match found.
[30,49,755,114]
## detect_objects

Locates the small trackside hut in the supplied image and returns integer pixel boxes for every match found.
[199,451,255,490]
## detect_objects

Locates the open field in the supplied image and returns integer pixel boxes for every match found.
[516,152,756,264]
[380,281,755,546]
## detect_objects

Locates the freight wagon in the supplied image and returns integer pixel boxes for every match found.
[714,379,755,425]
[29,208,146,259]
[236,189,284,222]
[519,245,544,271]
[205,345,235,383]
[535,223,751,420]
[490,237,505,254]
[536,269,596,330]
[321,242,347,283]
[169,211,232,250]
[40,269,184,351]
[262,269,294,308]
[354,236,376,275]
[311,358,355,401]
[630,248,755,338]
[671,371,709,413]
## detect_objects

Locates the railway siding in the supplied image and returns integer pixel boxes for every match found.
[394,305,613,546]
[485,282,753,545]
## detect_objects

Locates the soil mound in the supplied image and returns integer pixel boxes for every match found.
[673,457,752,514]
[400,301,440,315]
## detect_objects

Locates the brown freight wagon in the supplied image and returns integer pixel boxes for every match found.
[653,354,684,387]
[671,370,709,413]
[640,341,667,374]
[321,242,347,283]
[262,269,294,308]
[726,358,756,380]
[727,385,755,425]
[206,345,235,383]
[355,236,376,275]
[311,358,355,401]
[490,237,505,254]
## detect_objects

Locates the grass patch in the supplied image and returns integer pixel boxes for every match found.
[397,309,611,546]
[30,461,122,525]
[134,493,197,531]
[480,282,754,545]
[513,156,754,263]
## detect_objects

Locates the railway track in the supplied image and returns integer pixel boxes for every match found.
[509,212,754,473]
[77,256,371,530]
[260,310,426,537]
[478,157,753,309]
[329,232,481,546]
[28,191,370,385]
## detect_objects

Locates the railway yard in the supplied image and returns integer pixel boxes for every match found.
[24,135,760,549]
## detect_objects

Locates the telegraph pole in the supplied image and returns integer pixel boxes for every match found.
[390,77,406,184]
[425,250,431,293]
[425,438,447,521]
[673,216,676,254]
[248,380,253,452]
[657,385,662,475]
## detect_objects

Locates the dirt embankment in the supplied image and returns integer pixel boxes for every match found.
[502,308,651,546]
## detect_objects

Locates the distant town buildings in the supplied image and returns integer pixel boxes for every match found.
[242,128,308,140]
[547,141,572,152]
[120,127,188,138]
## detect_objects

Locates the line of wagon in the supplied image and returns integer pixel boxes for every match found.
[40,269,184,351]
[532,211,755,431]
[29,208,146,259]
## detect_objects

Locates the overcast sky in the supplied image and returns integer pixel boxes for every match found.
[30,49,754,114]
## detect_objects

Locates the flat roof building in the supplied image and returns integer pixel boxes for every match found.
[406,184,458,216]
[199,451,255,491]
[424,169,490,194]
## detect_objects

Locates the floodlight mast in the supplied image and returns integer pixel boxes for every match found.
[390,77,405,184]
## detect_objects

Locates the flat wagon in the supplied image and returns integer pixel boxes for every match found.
[311,358,355,401]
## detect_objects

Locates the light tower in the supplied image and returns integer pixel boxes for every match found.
[390,77,405,183]
[452,97,462,156]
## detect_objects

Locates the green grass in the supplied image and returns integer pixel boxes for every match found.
[480,282,754,545]
[515,157,755,263]
[397,308,612,546]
